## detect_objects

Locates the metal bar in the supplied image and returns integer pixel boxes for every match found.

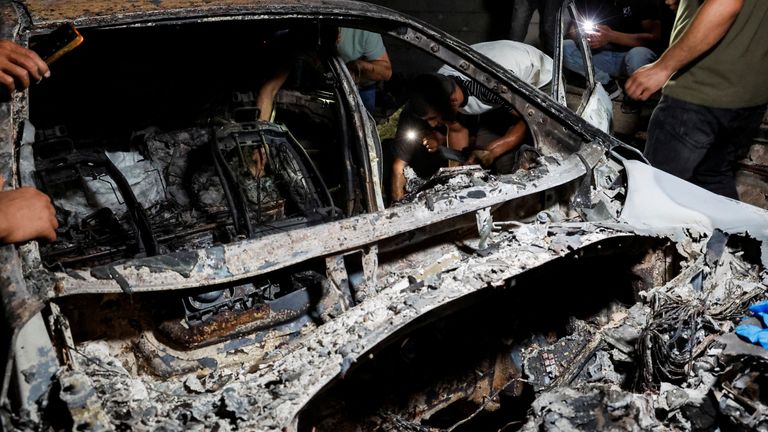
[54,143,603,296]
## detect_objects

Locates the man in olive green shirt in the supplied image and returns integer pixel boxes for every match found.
[625,0,768,199]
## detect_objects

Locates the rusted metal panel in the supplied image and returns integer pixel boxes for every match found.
[22,0,398,29]
[157,288,311,349]
[53,143,604,297]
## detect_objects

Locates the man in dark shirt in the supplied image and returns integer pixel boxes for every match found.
[390,41,550,202]
[390,100,526,202]
[563,0,662,99]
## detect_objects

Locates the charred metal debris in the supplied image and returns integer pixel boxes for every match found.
[2,3,768,432]
[6,214,768,431]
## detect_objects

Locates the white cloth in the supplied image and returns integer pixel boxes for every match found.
[438,40,553,115]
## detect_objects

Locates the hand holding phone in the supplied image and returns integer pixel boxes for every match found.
[0,40,49,93]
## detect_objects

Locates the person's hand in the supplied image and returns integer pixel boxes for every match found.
[250,147,267,177]
[422,131,446,153]
[346,60,369,83]
[465,149,494,167]
[0,177,57,243]
[0,40,50,93]
[665,0,680,11]
[423,136,439,152]
[587,25,611,49]
[625,61,675,101]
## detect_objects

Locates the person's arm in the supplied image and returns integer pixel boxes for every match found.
[567,21,581,42]
[625,0,744,101]
[256,69,290,122]
[0,177,57,243]
[596,19,662,48]
[485,121,527,160]
[466,120,527,167]
[391,158,408,202]
[251,69,291,176]
[347,51,392,83]
[0,40,50,93]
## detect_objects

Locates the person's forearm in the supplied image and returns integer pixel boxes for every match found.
[606,30,658,48]
[353,59,392,82]
[486,122,526,159]
[567,22,583,42]
[391,159,408,201]
[655,0,743,75]
[257,69,289,121]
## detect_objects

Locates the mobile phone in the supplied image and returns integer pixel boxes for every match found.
[30,23,83,65]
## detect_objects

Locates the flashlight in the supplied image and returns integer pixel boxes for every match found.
[405,129,420,142]
[581,19,598,34]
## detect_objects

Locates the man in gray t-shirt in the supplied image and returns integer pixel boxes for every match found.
[337,28,392,113]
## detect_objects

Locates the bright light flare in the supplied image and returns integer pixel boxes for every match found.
[405,130,419,141]
[581,19,598,34]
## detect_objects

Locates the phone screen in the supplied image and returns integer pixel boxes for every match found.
[30,23,83,64]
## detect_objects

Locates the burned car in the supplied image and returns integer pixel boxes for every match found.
[2,1,768,431]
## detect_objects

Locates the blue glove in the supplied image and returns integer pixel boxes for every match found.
[748,301,768,327]
[736,324,768,349]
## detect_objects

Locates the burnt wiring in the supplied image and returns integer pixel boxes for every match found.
[637,281,768,390]
[637,293,701,388]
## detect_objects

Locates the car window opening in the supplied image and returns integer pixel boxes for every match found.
[28,20,359,270]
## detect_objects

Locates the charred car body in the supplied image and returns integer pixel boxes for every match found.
[1,1,767,431]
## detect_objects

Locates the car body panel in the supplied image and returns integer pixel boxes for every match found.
[52,143,602,298]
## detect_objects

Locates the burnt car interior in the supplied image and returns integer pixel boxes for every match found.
[29,20,362,271]
[19,16,597,362]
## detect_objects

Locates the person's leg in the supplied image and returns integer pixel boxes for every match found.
[644,95,720,183]
[591,50,624,83]
[358,85,376,114]
[622,47,658,77]
[563,40,617,85]
[511,0,536,42]
[538,0,562,55]
[690,104,766,198]
[486,0,514,40]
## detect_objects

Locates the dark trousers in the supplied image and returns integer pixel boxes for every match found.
[510,0,561,55]
[644,95,766,199]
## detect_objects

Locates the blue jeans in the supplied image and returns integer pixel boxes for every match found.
[644,95,767,199]
[563,40,657,85]
[358,84,376,114]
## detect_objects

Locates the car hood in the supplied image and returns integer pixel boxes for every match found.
[22,0,397,28]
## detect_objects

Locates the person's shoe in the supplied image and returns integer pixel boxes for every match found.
[603,80,623,100]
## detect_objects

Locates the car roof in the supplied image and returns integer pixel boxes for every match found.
[22,0,399,29]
